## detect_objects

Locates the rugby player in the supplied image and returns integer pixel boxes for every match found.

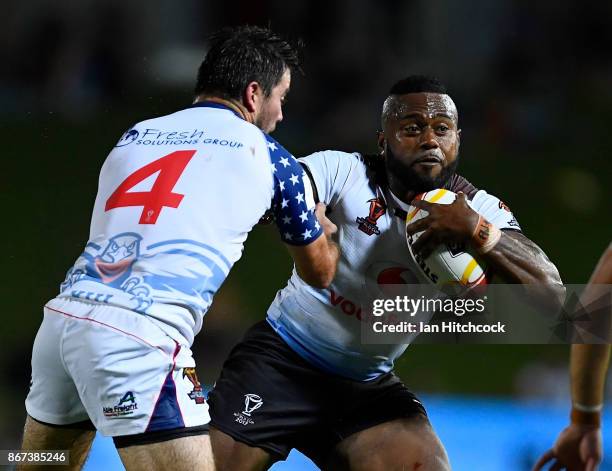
[207,76,563,471]
[20,26,338,471]
[534,243,611,471]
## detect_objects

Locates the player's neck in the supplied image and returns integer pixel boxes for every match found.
[193,96,255,124]
[386,175,417,206]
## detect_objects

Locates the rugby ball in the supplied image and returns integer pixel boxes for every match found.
[405,189,489,292]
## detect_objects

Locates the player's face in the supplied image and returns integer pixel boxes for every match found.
[255,69,291,133]
[381,93,461,193]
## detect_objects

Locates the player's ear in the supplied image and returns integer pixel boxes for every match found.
[377,131,386,155]
[456,128,461,150]
[242,81,261,113]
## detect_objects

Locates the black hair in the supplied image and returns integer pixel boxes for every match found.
[194,25,301,100]
[388,75,447,95]
[381,75,455,129]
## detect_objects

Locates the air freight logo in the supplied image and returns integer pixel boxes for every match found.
[103,391,138,417]
[356,198,386,236]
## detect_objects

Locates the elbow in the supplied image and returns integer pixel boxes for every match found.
[542,264,564,293]
[299,258,337,289]
[534,265,566,308]
[294,240,339,289]
[315,273,335,289]
[301,268,335,289]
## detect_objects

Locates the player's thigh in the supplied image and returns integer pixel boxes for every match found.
[327,415,450,471]
[18,415,95,471]
[210,426,273,471]
[118,433,214,471]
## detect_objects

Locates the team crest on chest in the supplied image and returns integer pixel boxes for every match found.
[356,197,386,236]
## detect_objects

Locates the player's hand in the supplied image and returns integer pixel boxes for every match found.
[315,203,337,239]
[532,423,602,471]
[405,192,479,259]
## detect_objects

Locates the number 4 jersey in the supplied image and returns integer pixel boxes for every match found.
[58,102,322,346]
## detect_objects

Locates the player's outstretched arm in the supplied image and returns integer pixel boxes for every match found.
[533,243,612,471]
[287,203,339,288]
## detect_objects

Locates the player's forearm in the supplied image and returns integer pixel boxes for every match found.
[320,238,340,287]
[568,244,612,427]
[570,344,611,408]
[480,231,563,287]
[289,235,339,289]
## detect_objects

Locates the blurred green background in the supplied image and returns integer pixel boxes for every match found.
[1,0,611,449]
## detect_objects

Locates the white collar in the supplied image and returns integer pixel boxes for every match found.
[388,189,413,212]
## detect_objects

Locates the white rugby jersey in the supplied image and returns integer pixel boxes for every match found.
[59,102,322,346]
[267,150,521,381]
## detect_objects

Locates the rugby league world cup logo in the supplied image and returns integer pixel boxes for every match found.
[357,197,386,236]
[234,393,263,426]
[242,393,263,416]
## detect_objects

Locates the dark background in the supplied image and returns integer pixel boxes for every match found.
[1,0,611,449]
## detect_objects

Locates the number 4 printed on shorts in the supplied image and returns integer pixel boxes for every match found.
[105,150,196,224]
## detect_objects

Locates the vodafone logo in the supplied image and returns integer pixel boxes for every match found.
[366,262,419,298]
[330,290,365,319]
[376,266,419,285]
[329,263,418,322]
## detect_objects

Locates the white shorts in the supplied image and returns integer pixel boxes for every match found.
[25,297,210,438]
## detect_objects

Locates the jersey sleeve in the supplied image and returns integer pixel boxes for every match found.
[264,133,324,246]
[469,190,522,231]
[298,150,362,208]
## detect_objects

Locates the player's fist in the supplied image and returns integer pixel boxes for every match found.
[406,192,479,259]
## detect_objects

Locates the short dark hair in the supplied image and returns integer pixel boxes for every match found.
[382,75,456,128]
[194,26,301,100]
[388,75,447,95]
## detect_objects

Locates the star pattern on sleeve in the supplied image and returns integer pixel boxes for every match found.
[263,133,324,246]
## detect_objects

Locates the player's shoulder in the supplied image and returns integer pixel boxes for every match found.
[299,149,368,176]
[444,173,480,199]
[135,106,265,136]
[445,174,514,209]
[449,175,502,204]
[299,151,374,195]
[300,149,363,164]
[261,132,294,158]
